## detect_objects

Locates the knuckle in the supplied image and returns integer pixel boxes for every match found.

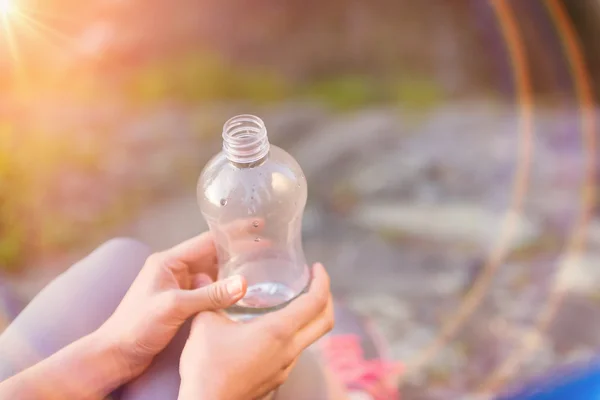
[160,254,186,273]
[146,252,164,267]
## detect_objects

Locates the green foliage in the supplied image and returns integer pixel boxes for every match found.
[126,52,445,111]
[127,53,290,105]
[392,77,445,110]
[300,74,443,111]
[302,76,382,111]
[127,64,170,104]
[0,124,110,270]
[0,123,30,269]
[0,225,26,271]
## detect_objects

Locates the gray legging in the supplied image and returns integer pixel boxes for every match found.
[0,238,329,399]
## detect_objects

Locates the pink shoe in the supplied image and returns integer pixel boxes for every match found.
[318,301,403,400]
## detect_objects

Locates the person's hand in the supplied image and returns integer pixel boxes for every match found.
[178,263,334,400]
[98,231,248,379]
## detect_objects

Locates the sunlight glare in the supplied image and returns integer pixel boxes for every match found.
[0,0,13,16]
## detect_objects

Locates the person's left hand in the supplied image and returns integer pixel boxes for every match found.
[178,263,334,400]
[97,230,248,379]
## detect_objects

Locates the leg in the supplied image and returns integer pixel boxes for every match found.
[0,238,151,380]
[120,321,190,400]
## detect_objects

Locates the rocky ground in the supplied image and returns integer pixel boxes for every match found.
[4,100,600,399]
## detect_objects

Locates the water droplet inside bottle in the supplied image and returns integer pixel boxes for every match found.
[252,221,259,228]
[254,237,260,242]
[220,198,227,206]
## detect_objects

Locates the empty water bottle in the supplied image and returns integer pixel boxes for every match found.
[197,114,310,321]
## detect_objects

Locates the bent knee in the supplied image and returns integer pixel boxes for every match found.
[97,237,151,255]
[86,237,152,268]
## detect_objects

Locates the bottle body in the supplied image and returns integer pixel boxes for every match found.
[197,115,309,320]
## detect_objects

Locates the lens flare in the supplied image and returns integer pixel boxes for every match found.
[0,0,13,16]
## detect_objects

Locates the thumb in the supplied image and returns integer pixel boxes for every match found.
[176,275,247,317]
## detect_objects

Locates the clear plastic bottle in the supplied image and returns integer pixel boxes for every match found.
[197,114,310,321]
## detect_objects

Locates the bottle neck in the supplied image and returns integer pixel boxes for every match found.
[222,114,270,165]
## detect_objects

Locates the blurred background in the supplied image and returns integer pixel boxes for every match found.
[1,0,600,398]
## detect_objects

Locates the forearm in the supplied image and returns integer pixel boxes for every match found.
[0,331,130,399]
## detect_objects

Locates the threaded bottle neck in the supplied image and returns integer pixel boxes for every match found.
[222,114,270,164]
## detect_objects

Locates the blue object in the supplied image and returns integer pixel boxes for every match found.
[497,360,600,400]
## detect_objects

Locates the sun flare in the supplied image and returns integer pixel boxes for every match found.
[0,0,13,16]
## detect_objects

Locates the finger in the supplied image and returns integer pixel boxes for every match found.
[175,275,247,318]
[292,295,334,352]
[190,308,233,331]
[191,273,214,289]
[261,263,330,334]
[166,232,218,276]
[165,219,265,276]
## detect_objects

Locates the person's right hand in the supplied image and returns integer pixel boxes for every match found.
[178,263,334,400]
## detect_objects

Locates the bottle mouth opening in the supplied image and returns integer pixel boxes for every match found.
[222,114,270,164]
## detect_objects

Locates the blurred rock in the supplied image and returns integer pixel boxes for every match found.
[347,150,425,200]
[555,253,600,294]
[260,102,328,145]
[125,194,206,250]
[548,293,600,357]
[389,324,436,361]
[291,109,401,180]
[347,292,412,322]
[351,202,538,251]
[585,218,600,250]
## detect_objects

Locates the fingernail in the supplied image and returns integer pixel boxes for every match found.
[225,276,243,296]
